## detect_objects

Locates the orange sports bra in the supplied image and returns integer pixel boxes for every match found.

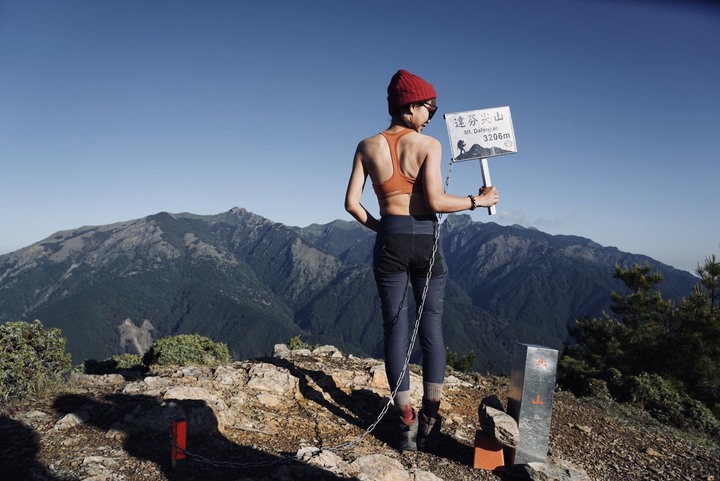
[372,129,423,200]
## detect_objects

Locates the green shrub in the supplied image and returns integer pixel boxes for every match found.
[682,398,720,437]
[83,354,144,374]
[287,335,313,351]
[113,353,143,370]
[558,352,600,396]
[586,378,612,400]
[622,373,684,421]
[0,320,72,400]
[142,334,231,368]
[446,346,476,373]
[617,372,720,437]
[455,350,476,373]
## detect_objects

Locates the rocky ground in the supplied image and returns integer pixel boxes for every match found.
[1,345,718,481]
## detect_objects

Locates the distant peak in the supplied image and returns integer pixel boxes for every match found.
[443,214,474,228]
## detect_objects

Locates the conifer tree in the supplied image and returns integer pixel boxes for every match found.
[673,255,720,409]
[559,256,720,423]
[560,263,673,391]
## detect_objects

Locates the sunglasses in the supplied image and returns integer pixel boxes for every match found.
[422,102,438,120]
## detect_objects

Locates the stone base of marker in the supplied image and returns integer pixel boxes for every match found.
[478,395,519,449]
[472,398,591,480]
[509,461,592,481]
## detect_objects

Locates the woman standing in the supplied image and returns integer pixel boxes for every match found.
[344,69,499,452]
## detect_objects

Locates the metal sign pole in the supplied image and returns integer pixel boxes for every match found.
[479,158,496,216]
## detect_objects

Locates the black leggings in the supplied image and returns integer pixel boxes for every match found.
[373,215,447,392]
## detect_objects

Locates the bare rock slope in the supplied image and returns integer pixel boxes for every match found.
[2,345,718,481]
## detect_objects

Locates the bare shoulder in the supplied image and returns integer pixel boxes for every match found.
[405,131,441,153]
[423,133,441,149]
[356,133,386,156]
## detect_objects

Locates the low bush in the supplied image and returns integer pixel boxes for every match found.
[0,320,71,400]
[615,372,720,437]
[142,334,231,368]
[446,347,476,373]
[286,335,314,351]
[114,353,143,370]
[83,353,144,374]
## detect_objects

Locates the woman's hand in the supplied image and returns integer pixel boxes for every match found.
[477,186,499,207]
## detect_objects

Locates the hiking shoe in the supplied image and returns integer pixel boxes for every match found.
[397,413,418,452]
[417,412,442,451]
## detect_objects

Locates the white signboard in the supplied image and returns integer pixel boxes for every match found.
[444,106,517,162]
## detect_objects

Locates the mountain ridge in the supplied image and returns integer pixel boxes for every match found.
[0,207,699,371]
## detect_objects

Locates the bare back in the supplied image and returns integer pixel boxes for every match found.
[358,127,439,217]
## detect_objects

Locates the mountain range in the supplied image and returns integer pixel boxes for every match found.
[0,207,699,372]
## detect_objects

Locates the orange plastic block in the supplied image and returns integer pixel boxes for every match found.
[473,430,505,471]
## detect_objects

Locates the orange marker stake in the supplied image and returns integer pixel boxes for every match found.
[171,418,187,469]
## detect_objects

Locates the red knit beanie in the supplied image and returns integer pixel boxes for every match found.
[387,69,437,116]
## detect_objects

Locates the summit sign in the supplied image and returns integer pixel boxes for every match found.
[445,106,517,162]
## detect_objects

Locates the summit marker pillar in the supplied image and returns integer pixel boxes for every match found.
[506,342,558,466]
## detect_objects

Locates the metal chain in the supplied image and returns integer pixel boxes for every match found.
[169,433,291,468]
[324,160,454,453]
[168,161,456,469]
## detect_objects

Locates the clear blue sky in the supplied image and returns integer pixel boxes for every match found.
[1,0,718,274]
